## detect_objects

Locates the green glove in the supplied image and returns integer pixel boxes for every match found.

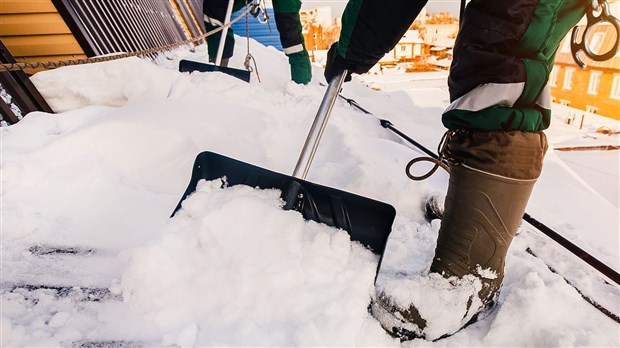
[287,50,312,84]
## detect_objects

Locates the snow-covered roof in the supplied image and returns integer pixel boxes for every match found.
[434,38,455,48]
[399,30,424,44]
[3,36,619,347]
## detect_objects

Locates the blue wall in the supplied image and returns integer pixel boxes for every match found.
[230,9,283,51]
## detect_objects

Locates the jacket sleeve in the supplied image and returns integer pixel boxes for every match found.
[442,0,586,132]
[337,0,428,69]
[272,0,306,56]
[272,0,312,84]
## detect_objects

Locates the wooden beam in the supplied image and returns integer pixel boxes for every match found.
[0,0,58,14]
[2,34,83,57]
[0,13,71,35]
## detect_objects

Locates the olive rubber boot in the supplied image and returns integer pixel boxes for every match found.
[371,130,548,340]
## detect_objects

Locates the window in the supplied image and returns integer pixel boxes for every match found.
[549,66,559,87]
[585,105,598,114]
[563,68,575,90]
[611,74,620,99]
[588,32,605,55]
[587,71,602,95]
[560,99,570,106]
[414,44,421,56]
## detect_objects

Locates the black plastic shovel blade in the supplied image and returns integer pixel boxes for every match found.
[172,152,396,255]
[179,59,251,82]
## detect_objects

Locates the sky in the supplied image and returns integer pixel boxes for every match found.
[2,37,619,346]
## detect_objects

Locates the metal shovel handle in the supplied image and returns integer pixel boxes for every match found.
[292,71,348,179]
[215,0,235,66]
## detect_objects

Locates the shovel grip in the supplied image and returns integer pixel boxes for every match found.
[292,71,348,179]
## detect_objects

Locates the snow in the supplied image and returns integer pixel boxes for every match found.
[1,37,619,346]
[374,272,486,341]
[120,180,384,346]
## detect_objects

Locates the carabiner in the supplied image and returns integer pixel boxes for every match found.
[570,0,620,69]
[250,0,270,24]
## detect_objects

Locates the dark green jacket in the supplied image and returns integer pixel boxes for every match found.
[336,0,586,132]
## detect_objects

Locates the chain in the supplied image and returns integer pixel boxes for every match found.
[0,4,257,72]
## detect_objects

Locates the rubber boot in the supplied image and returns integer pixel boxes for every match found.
[371,130,548,340]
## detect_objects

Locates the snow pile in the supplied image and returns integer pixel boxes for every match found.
[118,179,389,346]
[30,57,183,113]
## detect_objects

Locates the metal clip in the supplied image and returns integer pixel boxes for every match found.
[250,0,270,24]
[570,0,620,69]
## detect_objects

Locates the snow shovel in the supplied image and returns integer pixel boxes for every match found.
[179,0,251,82]
[172,71,396,255]
[179,59,251,82]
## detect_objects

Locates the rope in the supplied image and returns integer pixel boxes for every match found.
[405,130,451,181]
[341,83,620,292]
[243,0,261,82]
[338,93,452,181]
[0,4,257,72]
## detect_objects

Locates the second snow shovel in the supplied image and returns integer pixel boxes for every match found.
[180,0,251,82]
[179,59,251,82]
[172,71,396,255]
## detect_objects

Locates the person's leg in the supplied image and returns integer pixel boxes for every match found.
[431,0,585,316]
[372,130,548,340]
[429,130,547,307]
[203,0,241,65]
[371,0,585,340]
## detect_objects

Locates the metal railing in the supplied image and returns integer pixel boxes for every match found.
[52,0,199,56]
[1,0,206,125]
[0,41,53,126]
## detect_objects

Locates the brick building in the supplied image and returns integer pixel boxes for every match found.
[300,7,340,61]
[550,23,620,120]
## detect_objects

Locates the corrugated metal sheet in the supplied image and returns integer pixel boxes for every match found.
[51,0,198,56]
[0,0,205,125]
[1,0,206,60]
[172,0,205,43]
[231,8,283,51]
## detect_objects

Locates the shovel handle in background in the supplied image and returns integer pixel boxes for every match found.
[214,0,236,66]
[292,70,348,179]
